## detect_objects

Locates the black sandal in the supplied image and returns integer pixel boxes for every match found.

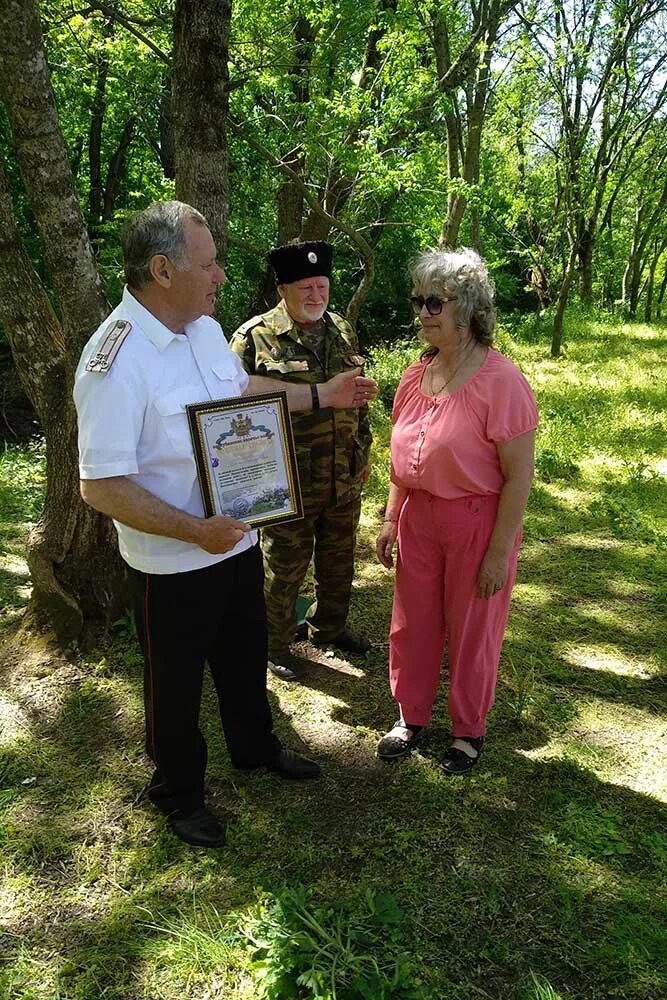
[440,736,484,774]
[377,721,424,762]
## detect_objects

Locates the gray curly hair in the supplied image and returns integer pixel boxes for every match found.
[410,247,496,346]
[122,200,209,289]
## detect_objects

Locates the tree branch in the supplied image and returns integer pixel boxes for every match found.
[228,117,374,262]
[85,0,170,62]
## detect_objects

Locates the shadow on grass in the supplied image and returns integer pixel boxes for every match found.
[5,683,665,1000]
[1,580,666,1000]
[1,320,666,998]
[0,640,330,999]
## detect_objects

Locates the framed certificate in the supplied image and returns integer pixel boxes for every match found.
[186,391,303,528]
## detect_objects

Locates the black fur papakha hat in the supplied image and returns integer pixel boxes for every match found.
[268,241,333,284]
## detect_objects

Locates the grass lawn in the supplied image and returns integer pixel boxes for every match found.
[1,311,666,1000]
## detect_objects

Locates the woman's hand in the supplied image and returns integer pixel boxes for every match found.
[376,520,398,568]
[477,548,509,599]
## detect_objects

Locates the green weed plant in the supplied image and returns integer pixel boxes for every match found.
[241,886,424,1000]
[524,972,565,999]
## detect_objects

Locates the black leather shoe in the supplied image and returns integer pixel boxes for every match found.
[168,807,226,847]
[440,736,484,775]
[377,721,424,761]
[266,749,321,780]
[313,628,371,655]
[268,651,306,681]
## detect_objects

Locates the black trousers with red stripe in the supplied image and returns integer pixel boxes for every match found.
[130,543,280,816]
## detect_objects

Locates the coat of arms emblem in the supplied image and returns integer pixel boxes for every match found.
[231,413,253,437]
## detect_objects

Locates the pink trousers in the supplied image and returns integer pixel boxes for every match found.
[389,490,520,738]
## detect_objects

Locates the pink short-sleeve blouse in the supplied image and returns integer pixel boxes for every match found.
[390,348,539,499]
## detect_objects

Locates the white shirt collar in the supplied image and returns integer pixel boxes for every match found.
[121,286,185,353]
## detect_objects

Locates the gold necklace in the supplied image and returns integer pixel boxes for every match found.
[429,341,476,396]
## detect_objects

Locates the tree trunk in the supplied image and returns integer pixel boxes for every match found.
[621,257,634,310]
[0,154,125,640]
[345,255,375,331]
[301,159,355,242]
[551,241,578,357]
[628,253,643,318]
[644,254,656,322]
[470,206,480,252]
[88,54,108,230]
[344,200,395,328]
[578,226,595,304]
[656,263,667,319]
[277,147,304,244]
[629,179,667,317]
[440,192,464,249]
[172,0,231,256]
[433,3,502,249]
[88,6,117,231]
[102,118,134,222]
[158,72,176,180]
[621,201,642,310]
[529,257,550,311]
[0,1,108,353]
[643,240,667,323]
[0,0,126,641]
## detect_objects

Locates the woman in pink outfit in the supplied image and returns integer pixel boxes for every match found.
[376,249,538,773]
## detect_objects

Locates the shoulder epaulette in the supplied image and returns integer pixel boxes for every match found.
[346,353,365,367]
[85,319,132,374]
[233,315,265,338]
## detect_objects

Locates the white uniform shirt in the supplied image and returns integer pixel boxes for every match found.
[74,287,258,574]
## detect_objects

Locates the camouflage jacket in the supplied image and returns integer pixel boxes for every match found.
[229,300,372,505]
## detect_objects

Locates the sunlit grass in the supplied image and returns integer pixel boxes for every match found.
[560,643,653,678]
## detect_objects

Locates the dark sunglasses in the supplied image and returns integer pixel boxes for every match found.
[409,294,457,316]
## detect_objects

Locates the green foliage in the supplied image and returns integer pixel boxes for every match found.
[3,0,666,341]
[535,447,579,482]
[241,886,425,1000]
[584,456,667,550]
[0,439,45,522]
[543,802,633,859]
[589,495,666,549]
[366,338,421,410]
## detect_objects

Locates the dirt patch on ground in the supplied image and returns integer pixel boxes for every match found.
[0,630,86,737]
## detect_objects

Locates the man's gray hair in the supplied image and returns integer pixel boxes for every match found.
[122,200,209,289]
[410,247,496,345]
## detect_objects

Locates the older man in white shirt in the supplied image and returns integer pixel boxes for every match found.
[74,201,376,847]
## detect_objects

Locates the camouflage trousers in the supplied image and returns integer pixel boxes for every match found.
[262,486,362,657]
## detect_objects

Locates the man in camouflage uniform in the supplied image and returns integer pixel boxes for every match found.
[230,241,372,681]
